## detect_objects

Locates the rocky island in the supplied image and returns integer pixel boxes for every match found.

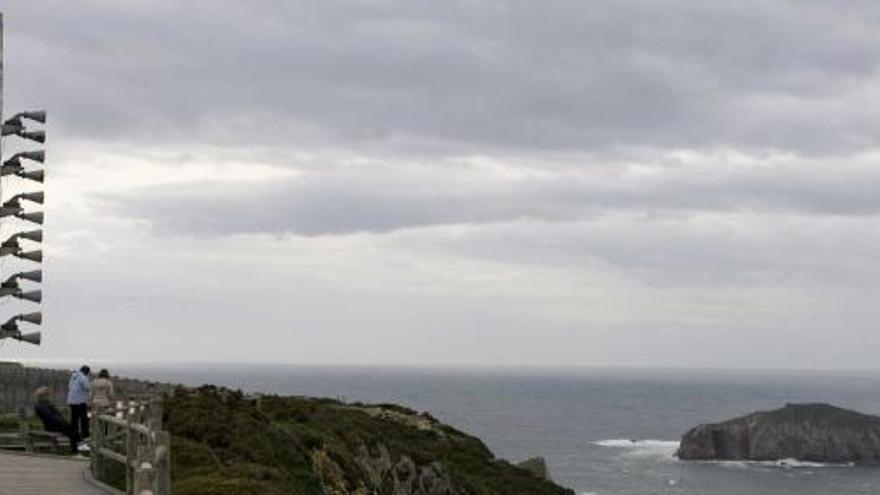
[677,403,880,465]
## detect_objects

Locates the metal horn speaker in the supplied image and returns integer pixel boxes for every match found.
[19,111,46,124]
[19,150,44,163]
[19,130,45,143]
[15,331,41,345]
[17,170,44,183]
[17,250,42,263]
[15,290,41,303]
[17,270,42,283]
[20,192,44,204]
[19,230,42,243]
[17,211,44,225]
[19,312,42,325]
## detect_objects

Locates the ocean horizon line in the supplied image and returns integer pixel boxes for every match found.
[11,359,880,377]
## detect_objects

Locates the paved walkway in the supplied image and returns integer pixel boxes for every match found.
[0,450,108,494]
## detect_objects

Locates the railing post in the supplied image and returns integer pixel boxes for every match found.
[126,413,134,494]
[148,396,162,431]
[134,444,154,495]
[153,430,171,495]
[91,413,98,478]
[18,406,33,453]
[130,398,141,424]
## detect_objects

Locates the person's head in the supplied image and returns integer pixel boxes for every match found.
[80,365,91,376]
[98,369,109,379]
[35,386,51,402]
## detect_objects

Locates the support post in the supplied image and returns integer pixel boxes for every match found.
[126,414,134,494]
[154,430,171,495]
[147,396,162,431]
[92,411,104,481]
[134,445,154,494]
[18,406,33,452]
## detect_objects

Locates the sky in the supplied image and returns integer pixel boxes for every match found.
[1,0,880,369]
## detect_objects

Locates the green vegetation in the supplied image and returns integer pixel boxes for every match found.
[165,386,574,494]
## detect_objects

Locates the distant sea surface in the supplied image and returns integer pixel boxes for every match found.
[69,364,880,495]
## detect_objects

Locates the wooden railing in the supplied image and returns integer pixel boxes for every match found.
[90,395,171,495]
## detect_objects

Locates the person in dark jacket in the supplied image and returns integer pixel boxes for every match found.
[34,386,80,453]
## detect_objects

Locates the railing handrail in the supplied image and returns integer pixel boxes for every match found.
[91,395,170,495]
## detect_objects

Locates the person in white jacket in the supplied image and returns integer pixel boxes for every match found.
[91,368,114,410]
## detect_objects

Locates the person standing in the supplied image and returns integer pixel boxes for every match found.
[90,368,114,411]
[67,365,91,439]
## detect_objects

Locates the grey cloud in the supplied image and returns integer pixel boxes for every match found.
[12,1,880,368]
[103,155,880,237]
[413,214,880,289]
[4,1,880,154]
[102,173,573,237]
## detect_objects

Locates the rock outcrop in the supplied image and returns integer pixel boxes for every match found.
[516,456,549,479]
[677,403,880,465]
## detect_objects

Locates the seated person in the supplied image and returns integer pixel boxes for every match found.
[33,386,80,453]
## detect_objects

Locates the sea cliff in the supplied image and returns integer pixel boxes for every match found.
[165,386,574,494]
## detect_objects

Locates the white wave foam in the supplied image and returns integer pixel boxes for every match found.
[705,458,854,469]
[593,439,680,458]
[594,439,855,470]
[594,439,679,449]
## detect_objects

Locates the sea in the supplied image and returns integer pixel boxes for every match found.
[59,364,880,495]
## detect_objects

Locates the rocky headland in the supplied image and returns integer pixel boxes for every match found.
[165,386,574,494]
[677,403,880,465]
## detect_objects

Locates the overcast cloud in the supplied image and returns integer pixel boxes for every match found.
[2,1,880,369]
